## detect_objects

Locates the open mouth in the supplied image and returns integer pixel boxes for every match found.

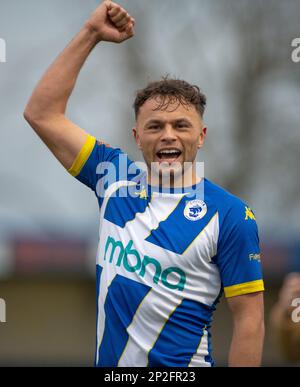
[156,148,183,162]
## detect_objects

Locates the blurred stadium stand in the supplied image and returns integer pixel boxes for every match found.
[0,229,299,366]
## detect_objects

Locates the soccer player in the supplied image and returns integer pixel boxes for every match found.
[24,0,265,367]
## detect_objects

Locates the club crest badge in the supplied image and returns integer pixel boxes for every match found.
[184,200,207,221]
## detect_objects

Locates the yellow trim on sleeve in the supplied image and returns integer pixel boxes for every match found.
[68,135,96,177]
[224,279,265,298]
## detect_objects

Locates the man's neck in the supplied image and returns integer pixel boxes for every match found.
[147,167,202,189]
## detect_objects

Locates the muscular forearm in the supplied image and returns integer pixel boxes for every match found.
[228,321,265,367]
[24,25,99,121]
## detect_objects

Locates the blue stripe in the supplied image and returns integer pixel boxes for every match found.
[104,186,151,228]
[146,196,217,255]
[148,299,213,367]
[97,274,151,367]
[94,265,103,367]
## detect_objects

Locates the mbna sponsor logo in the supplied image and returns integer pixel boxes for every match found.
[104,236,186,291]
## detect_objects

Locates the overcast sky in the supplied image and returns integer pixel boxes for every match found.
[0,0,299,243]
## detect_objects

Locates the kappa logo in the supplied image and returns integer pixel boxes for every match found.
[245,206,256,221]
[184,200,207,221]
[134,183,148,200]
[137,188,148,200]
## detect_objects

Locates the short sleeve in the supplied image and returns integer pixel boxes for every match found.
[215,200,265,298]
[68,135,142,199]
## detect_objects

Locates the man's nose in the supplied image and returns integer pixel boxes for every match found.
[161,124,177,142]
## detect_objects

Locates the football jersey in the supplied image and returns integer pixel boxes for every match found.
[69,135,264,367]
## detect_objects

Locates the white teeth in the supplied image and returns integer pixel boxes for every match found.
[159,150,180,155]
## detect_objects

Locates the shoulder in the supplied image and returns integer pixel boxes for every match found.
[86,137,135,170]
[204,178,247,211]
[94,139,124,162]
[204,178,257,227]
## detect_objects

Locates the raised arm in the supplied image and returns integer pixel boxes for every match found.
[227,292,265,367]
[24,0,135,171]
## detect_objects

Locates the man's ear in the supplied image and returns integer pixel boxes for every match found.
[198,126,207,149]
[133,127,142,149]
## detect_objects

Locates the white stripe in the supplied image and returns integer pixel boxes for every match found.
[123,191,185,240]
[188,328,211,367]
[118,289,183,367]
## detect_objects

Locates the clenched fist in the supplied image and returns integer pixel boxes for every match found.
[85,1,135,43]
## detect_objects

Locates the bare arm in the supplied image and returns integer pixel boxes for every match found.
[24,0,135,170]
[227,292,265,367]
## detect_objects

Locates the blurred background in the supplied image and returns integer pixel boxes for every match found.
[0,0,300,366]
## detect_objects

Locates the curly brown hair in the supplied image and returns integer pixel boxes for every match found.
[133,77,207,119]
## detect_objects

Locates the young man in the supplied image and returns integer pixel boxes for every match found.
[24,0,265,367]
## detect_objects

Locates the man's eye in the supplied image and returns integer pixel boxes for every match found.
[148,125,160,130]
[177,123,188,129]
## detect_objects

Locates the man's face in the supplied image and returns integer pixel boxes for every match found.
[133,97,206,181]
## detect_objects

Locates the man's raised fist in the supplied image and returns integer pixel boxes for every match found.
[85,1,135,43]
